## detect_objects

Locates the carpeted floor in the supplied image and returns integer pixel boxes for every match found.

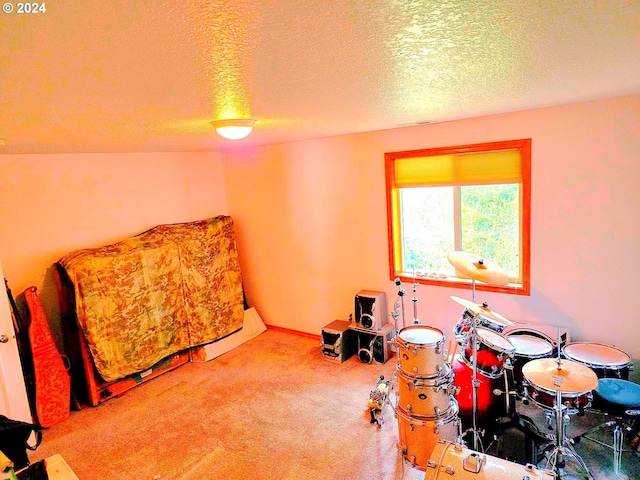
[29,329,640,479]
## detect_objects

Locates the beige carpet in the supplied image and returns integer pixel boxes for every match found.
[31,329,417,479]
[29,329,640,479]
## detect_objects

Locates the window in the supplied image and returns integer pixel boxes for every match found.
[385,139,531,295]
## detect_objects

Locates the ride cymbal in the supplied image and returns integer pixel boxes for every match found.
[450,295,514,326]
[522,358,598,394]
[447,251,510,286]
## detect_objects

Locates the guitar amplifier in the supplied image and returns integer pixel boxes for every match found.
[320,320,355,363]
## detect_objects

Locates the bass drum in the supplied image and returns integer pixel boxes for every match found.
[395,400,461,471]
[424,440,555,480]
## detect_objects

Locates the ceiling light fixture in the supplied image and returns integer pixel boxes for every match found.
[210,118,256,140]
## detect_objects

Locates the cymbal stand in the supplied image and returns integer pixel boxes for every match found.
[544,386,593,478]
[463,308,485,452]
[460,278,484,451]
[471,278,477,303]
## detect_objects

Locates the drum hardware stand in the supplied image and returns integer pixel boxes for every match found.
[582,415,638,476]
[411,272,420,324]
[393,277,407,330]
[368,375,392,428]
[462,308,485,453]
[542,387,593,479]
[542,336,593,479]
[389,306,399,338]
[460,278,485,452]
[471,278,477,303]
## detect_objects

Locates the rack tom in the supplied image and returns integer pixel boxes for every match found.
[461,327,515,379]
[393,363,455,417]
[392,325,446,377]
[506,331,554,394]
[453,308,507,339]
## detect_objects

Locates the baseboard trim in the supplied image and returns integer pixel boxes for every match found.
[265,324,321,340]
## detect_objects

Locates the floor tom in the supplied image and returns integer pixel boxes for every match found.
[562,342,633,380]
[451,355,494,422]
[452,355,516,424]
[395,400,461,471]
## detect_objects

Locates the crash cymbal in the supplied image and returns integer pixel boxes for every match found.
[522,358,598,394]
[447,251,510,286]
[450,295,514,326]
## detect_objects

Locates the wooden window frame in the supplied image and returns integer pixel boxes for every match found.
[384,139,531,296]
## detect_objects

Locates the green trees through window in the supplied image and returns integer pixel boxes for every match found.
[385,139,530,295]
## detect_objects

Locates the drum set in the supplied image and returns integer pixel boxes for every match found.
[390,324,462,471]
[387,250,634,478]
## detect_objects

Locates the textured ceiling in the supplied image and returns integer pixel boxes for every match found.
[0,1,639,154]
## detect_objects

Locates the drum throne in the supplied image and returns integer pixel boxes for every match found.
[585,379,640,475]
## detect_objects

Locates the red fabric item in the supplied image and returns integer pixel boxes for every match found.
[25,286,71,427]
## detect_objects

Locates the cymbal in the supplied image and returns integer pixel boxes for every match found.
[450,295,514,326]
[447,251,510,286]
[522,358,598,394]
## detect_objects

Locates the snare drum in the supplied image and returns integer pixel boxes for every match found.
[393,363,455,417]
[391,325,446,377]
[523,380,592,414]
[462,327,515,378]
[395,400,461,471]
[506,332,554,394]
[453,308,507,339]
[562,342,633,380]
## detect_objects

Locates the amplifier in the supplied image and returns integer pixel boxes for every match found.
[349,323,394,364]
[320,320,355,363]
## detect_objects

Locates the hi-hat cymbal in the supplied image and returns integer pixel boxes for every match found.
[447,251,510,286]
[450,295,514,326]
[522,358,598,394]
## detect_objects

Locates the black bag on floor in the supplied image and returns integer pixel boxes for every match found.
[17,460,48,480]
[0,415,43,471]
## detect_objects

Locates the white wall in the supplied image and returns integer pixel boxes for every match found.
[222,95,640,380]
[0,151,228,346]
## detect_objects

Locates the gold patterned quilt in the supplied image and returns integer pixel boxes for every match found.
[58,216,244,382]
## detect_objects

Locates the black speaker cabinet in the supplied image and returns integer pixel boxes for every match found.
[354,290,388,330]
[320,320,355,363]
[348,323,394,364]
